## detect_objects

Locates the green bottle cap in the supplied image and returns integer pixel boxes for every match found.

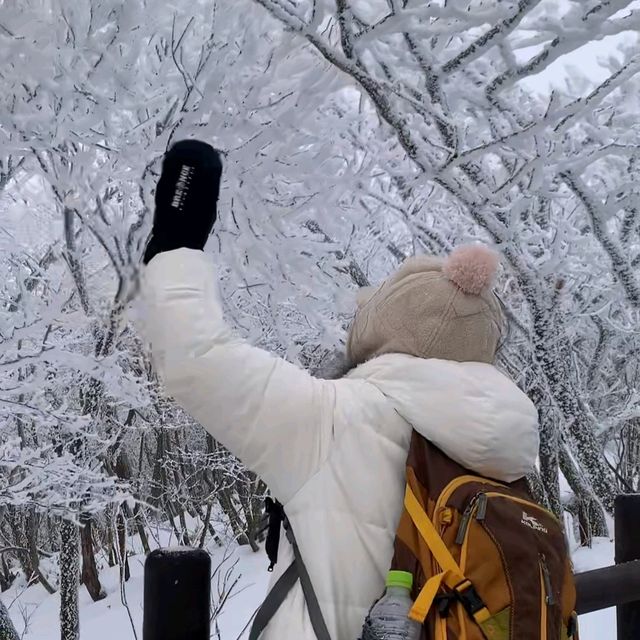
[386,570,413,590]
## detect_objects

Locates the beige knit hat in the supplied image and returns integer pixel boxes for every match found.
[347,244,506,366]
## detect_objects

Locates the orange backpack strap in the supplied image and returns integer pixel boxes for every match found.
[404,484,492,626]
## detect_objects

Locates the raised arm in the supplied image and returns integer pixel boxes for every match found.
[143,248,337,502]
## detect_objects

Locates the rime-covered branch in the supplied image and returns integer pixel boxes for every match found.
[561,170,640,307]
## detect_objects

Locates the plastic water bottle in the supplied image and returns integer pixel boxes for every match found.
[361,570,422,640]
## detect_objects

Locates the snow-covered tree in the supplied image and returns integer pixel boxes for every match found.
[0,6,638,635]
[0,598,19,640]
[59,519,79,640]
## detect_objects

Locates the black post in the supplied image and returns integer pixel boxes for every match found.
[143,547,211,640]
[616,494,640,640]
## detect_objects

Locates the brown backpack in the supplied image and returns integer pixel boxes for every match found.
[391,431,579,640]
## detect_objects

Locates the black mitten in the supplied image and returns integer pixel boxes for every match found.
[143,140,223,264]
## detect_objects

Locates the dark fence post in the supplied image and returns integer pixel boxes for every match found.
[143,547,211,640]
[616,494,640,640]
[575,560,640,615]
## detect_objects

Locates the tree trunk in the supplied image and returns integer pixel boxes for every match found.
[559,443,609,545]
[177,510,191,547]
[216,486,250,547]
[530,384,562,518]
[237,474,266,553]
[619,419,640,492]
[25,509,56,594]
[132,504,151,556]
[530,303,616,513]
[527,471,549,510]
[111,449,151,556]
[80,514,105,602]
[6,509,36,583]
[0,596,19,640]
[60,520,80,640]
[0,555,16,593]
[116,511,130,583]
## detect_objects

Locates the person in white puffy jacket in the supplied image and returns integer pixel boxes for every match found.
[142,141,539,640]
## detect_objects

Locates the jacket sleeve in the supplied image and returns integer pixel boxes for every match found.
[142,249,337,503]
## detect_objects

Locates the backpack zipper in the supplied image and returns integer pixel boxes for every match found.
[454,492,488,640]
[455,492,486,544]
[434,475,508,530]
[540,554,555,606]
[484,492,562,526]
[455,498,477,545]
[434,477,558,539]
[476,493,488,521]
[539,554,554,640]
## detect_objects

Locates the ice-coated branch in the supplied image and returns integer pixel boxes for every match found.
[0,156,25,192]
[620,206,639,246]
[62,207,92,316]
[554,54,640,132]
[561,170,640,307]
[486,0,635,102]
[336,0,355,60]
[442,0,544,74]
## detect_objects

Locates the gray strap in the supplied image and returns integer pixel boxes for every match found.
[249,561,298,640]
[285,524,332,640]
[249,519,332,640]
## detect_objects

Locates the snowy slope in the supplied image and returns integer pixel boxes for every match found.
[4,537,618,639]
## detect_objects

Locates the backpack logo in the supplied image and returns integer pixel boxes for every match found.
[521,511,548,534]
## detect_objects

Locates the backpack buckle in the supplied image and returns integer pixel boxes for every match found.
[453,579,488,619]
[434,593,456,618]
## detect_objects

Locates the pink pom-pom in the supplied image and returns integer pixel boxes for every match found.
[442,244,500,295]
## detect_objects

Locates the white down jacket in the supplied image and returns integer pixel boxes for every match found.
[143,249,539,640]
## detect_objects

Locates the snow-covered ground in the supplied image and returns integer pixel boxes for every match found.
[4,535,618,639]
[4,541,271,640]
